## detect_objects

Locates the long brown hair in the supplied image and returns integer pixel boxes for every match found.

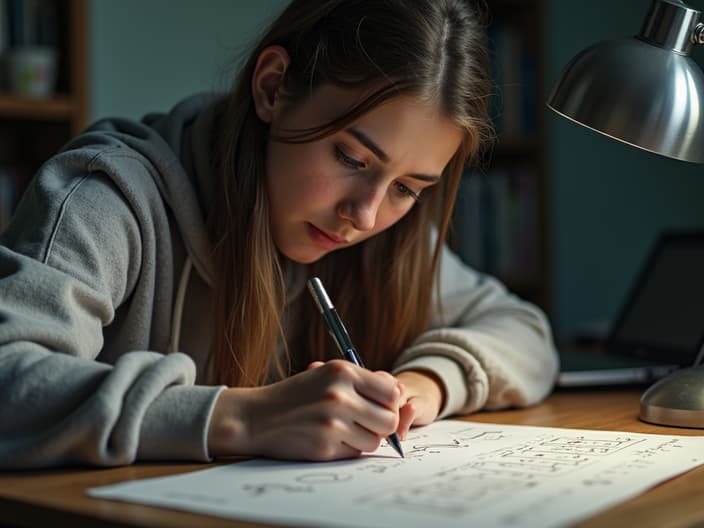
[208,0,492,387]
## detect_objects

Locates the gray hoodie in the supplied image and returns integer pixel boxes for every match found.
[0,94,558,469]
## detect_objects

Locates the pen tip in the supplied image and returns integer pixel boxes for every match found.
[388,434,404,458]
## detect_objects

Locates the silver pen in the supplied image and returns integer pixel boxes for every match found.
[307,276,404,458]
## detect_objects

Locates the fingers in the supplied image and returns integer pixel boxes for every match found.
[346,399,399,445]
[302,416,386,460]
[344,421,387,454]
[312,360,400,410]
[397,401,417,441]
[301,417,365,460]
[317,367,399,439]
[306,361,399,410]
[349,364,402,411]
[311,361,401,452]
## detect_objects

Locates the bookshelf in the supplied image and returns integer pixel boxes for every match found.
[0,0,87,230]
[452,0,549,312]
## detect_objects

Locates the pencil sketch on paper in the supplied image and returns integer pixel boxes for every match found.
[88,420,704,528]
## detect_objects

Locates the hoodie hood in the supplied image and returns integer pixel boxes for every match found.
[61,93,220,287]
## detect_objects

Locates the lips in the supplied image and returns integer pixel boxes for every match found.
[307,223,349,249]
[321,229,346,243]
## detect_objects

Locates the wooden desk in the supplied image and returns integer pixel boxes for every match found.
[1,388,703,528]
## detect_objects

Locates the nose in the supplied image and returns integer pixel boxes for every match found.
[337,181,386,232]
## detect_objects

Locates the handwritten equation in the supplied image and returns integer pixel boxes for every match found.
[88,420,704,528]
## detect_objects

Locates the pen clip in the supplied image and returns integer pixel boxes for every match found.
[344,347,363,367]
[307,277,332,313]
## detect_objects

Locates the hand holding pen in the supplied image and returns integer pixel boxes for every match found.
[307,277,405,458]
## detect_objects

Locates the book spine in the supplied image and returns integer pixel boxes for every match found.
[453,165,541,286]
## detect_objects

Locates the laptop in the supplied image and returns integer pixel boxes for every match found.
[557,231,704,387]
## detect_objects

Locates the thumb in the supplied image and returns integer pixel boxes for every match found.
[397,400,417,441]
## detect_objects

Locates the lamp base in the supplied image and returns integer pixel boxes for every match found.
[639,365,704,428]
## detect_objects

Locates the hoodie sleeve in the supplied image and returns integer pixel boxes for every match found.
[0,159,223,469]
[391,243,559,418]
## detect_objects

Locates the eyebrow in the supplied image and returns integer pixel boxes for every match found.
[347,127,442,183]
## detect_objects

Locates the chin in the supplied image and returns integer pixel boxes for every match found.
[290,255,324,264]
[280,247,327,264]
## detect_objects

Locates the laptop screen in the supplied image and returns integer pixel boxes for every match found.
[608,232,704,366]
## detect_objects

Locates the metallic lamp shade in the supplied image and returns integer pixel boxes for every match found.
[547,0,704,164]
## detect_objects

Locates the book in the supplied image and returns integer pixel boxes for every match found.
[453,165,541,288]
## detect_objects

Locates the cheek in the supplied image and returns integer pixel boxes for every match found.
[267,142,298,185]
[267,142,337,205]
[267,143,303,187]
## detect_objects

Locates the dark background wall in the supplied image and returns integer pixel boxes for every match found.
[546,0,704,339]
[89,0,290,120]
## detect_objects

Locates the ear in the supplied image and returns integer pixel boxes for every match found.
[251,45,291,124]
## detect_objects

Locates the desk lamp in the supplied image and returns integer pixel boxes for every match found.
[547,0,704,427]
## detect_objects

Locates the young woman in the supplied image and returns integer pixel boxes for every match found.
[0,0,557,469]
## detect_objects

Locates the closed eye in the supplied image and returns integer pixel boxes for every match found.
[334,146,366,170]
[395,182,422,203]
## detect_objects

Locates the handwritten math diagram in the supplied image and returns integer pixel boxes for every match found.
[88,421,704,528]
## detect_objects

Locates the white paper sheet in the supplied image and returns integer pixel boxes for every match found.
[88,420,704,527]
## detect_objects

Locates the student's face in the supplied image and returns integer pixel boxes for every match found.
[266,86,463,264]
